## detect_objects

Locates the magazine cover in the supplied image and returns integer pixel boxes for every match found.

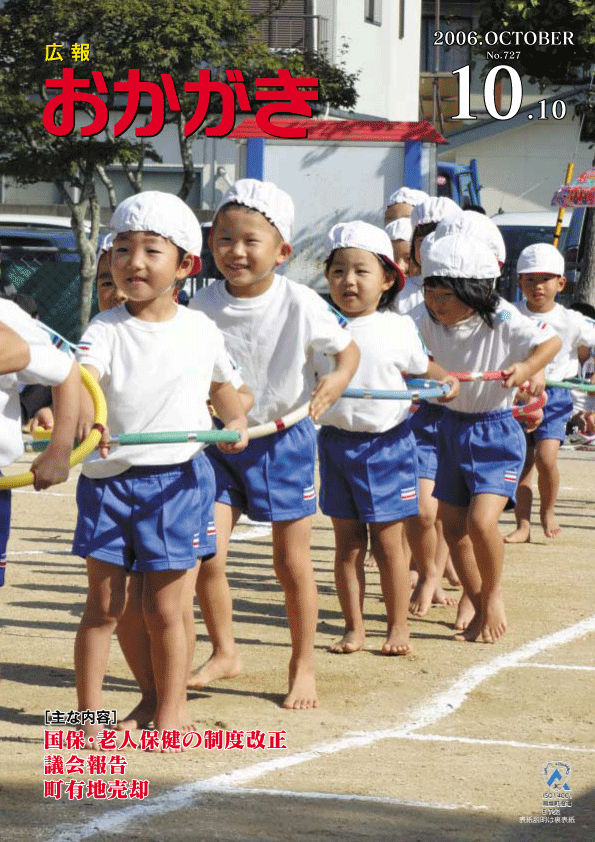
[1,1,594,839]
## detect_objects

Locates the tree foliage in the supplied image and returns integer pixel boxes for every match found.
[0,0,359,332]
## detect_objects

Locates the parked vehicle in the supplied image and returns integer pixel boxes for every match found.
[437,159,482,209]
[492,211,570,303]
[563,206,587,294]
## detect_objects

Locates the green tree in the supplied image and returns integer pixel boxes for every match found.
[478,0,595,305]
[0,0,358,334]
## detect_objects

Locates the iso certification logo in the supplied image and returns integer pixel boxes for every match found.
[542,761,572,792]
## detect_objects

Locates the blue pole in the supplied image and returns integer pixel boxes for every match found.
[246,138,265,180]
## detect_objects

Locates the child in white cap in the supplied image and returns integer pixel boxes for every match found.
[72,190,249,747]
[417,234,561,643]
[394,196,462,316]
[0,304,80,587]
[384,217,413,279]
[189,179,359,709]
[507,243,595,542]
[315,220,458,655]
[384,187,429,225]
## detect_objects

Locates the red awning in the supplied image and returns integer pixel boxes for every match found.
[228,118,445,144]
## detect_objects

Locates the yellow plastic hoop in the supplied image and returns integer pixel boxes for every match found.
[0,366,107,490]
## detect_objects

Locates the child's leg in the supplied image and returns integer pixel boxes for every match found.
[504,444,535,543]
[438,501,483,636]
[329,517,368,654]
[271,516,318,710]
[115,572,156,730]
[369,521,411,655]
[142,567,196,747]
[405,478,439,616]
[74,557,127,744]
[462,494,508,643]
[534,438,562,538]
[431,521,458,606]
[188,502,242,689]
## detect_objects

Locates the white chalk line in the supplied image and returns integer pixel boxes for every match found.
[398,733,595,754]
[46,613,595,842]
[514,662,595,671]
[202,786,488,811]
[13,488,75,498]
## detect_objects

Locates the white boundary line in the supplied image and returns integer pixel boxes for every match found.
[203,786,488,811]
[400,733,595,753]
[46,613,595,842]
[514,662,595,671]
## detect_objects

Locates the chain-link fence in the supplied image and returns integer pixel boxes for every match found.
[2,254,98,343]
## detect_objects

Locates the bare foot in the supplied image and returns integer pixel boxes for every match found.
[504,525,531,544]
[364,553,378,570]
[187,651,242,690]
[80,722,104,751]
[329,629,365,654]
[409,574,438,616]
[116,695,156,731]
[481,588,507,643]
[444,558,461,588]
[453,613,482,642]
[541,511,561,539]
[432,586,457,606]
[381,624,411,656]
[283,662,318,710]
[409,567,419,589]
[453,592,475,631]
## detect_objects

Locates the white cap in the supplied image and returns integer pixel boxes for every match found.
[385,218,413,243]
[328,220,405,291]
[216,178,294,242]
[434,211,506,264]
[422,233,499,280]
[517,243,565,276]
[110,191,202,275]
[386,187,429,208]
[411,196,462,230]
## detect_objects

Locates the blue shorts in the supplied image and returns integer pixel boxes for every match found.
[318,423,419,523]
[433,408,526,510]
[72,455,216,572]
[0,488,11,587]
[408,401,445,481]
[528,386,574,444]
[206,416,317,522]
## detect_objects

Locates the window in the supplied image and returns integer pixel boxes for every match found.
[420,15,471,72]
[364,0,382,26]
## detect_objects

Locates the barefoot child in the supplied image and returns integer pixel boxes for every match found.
[316,221,458,655]
[189,179,360,708]
[72,191,248,746]
[418,233,561,643]
[508,244,595,541]
[0,305,79,585]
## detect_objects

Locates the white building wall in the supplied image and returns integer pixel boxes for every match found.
[446,115,593,216]
[323,0,421,120]
[262,141,405,289]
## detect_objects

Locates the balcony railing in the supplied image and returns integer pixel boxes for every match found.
[254,14,329,53]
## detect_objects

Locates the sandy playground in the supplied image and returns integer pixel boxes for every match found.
[1,445,594,842]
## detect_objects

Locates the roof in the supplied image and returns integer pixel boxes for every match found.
[228,119,445,144]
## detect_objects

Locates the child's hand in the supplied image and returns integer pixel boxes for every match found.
[309,372,346,422]
[30,444,71,490]
[502,362,544,393]
[217,419,248,454]
[437,375,460,403]
[93,423,111,459]
[30,406,55,433]
[521,407,544,433]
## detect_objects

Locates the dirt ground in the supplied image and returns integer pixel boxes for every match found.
[1,447,594,842]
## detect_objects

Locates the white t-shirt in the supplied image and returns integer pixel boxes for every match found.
[314,311,429,432]
[0,299,74,467]
[190,275,351,425]
[416,299,557,414]
[76,304,235,478]
[515,301,595,381]
[392,275,423,316]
